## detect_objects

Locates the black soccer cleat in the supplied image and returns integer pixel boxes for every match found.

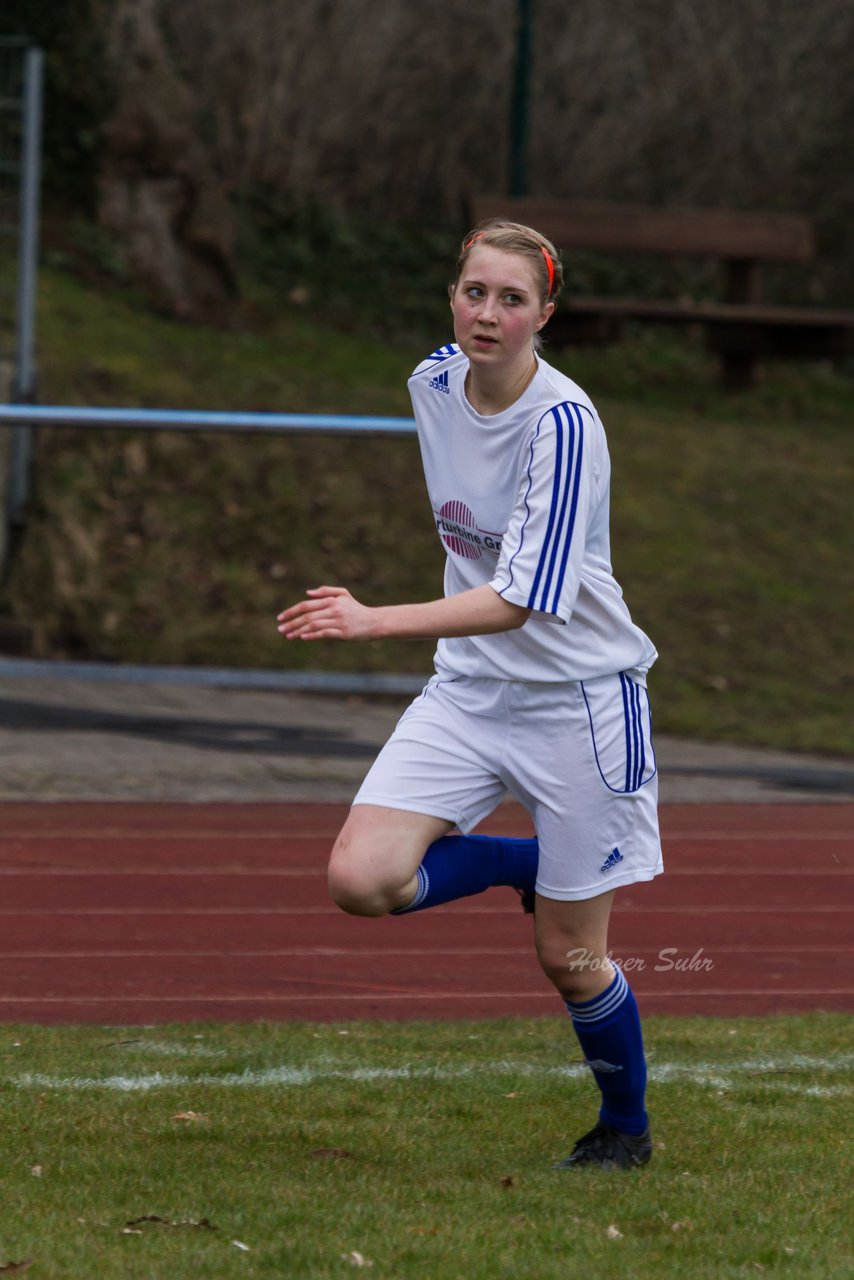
[552,1122,652,1170]
[515,886,536,915]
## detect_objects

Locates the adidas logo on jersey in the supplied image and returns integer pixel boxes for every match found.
[600,847,624,873]
[429,369,450,394]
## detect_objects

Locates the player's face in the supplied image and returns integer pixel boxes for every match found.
[450,245,554,371]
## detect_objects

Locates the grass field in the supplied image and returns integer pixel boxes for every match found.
[1,1014,851,1278]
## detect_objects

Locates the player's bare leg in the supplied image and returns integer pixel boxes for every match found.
[328,805,452,916]
[328,804,539,919]
[534,889,616,1003]
[535,890,652,1170]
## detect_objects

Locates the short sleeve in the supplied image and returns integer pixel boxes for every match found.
[490,402,594,623]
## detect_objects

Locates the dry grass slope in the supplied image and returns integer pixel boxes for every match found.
[2,265,852,755]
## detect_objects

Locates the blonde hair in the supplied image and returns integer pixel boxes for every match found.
[454,218,564,308]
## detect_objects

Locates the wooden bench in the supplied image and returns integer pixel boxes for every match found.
[467,196,854,388]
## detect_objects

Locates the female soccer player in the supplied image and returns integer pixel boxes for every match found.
[277,220,662,1170]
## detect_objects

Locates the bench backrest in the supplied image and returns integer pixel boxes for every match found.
[467,196,815,263]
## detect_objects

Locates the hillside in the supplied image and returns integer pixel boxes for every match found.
[2,265,852,754]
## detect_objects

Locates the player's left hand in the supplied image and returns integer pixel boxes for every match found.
[277,586,376,641]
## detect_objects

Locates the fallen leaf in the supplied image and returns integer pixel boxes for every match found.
[172,1110,209,1123]
[407,1227,439,1236]
[340,1251,372,1267]
[502,1091,520,1099]
[671,1220,694,1232]
[0,1265,34,1275]
[499,1176,514,1189]
[606,1224,623,1240]
[30,1165,43,1178]
[311,1147,353,1160]
[232,1240,251,1252]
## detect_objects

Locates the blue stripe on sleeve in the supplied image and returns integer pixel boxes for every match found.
[420,343,459,368]
[549,405,585,614]
[526,403,586,614]
[539,408,576,612]
[527,407,568,610]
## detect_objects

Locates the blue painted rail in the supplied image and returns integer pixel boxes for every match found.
[0,405,417,435]
[0,404,423,694]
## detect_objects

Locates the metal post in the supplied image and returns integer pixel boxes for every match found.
[508,0,534,197]
[6,45,43,529]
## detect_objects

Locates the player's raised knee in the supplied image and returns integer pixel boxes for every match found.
[327,863,381,916]
[327,858,406,916]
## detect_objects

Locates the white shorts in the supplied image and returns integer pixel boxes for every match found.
[353,673,663,901]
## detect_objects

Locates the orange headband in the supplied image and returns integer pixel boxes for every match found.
[540,245,555,298]
[463,233,556,298]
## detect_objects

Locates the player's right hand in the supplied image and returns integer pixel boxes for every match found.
[276,586,377,641]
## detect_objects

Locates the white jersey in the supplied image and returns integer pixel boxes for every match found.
[408,344,658,684]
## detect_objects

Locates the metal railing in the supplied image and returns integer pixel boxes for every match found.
[0,405,416,436]
[0,404,424,695]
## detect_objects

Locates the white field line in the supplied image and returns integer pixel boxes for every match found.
[8,1051,854,1099]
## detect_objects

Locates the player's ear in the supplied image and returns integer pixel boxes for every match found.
[535,300,555,331]
[448,282,456,311]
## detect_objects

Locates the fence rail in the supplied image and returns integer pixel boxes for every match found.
[0,405,416,436]
[0,403,424,694]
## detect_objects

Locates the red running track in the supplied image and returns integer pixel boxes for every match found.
[0,802,852,1023]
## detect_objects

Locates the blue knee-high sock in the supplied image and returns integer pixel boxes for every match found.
[565,967,648,1135]
[391,834,537,914]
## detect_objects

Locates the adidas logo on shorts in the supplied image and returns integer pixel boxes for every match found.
[600,847,624,874]
[429,369,450,394]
